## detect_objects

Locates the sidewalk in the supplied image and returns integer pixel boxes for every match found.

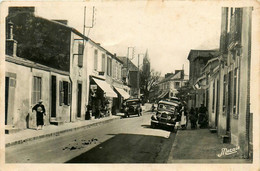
[5,114,122,148]
[167,126,252,163]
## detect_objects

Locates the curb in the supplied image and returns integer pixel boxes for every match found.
[5,116,120,148]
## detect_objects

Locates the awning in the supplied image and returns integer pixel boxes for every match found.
[114,87,130,99]
[92,78,117,97]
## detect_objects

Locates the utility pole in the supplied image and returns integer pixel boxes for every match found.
[137,54,140,98]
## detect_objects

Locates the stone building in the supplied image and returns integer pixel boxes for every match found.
[5,6,128,132]
[157,70,188,100]
[189,7,253,159]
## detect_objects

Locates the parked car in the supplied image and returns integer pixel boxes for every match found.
[150,100,179,131]
[122,98,142,117]
[167,97,181,105]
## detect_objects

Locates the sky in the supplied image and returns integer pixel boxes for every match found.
[32,1,222,76]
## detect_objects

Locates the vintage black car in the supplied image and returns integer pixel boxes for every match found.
[151,100,178,131]
[122,98,142,117]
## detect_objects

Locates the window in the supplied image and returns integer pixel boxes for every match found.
[78,43,84,67]
[32,76,42,105]
[59,81,71,106]
[94,49,98,71]
[223,74,227,112]
[107,57,112,76]
[233,68,238,115]
[102,54,105,72]
[175,82,180,89]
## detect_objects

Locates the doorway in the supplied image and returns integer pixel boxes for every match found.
[51,76,57,118]
[215,80,219,128]
[77,83,82,118]
[5,77,9,125]
[226,71,232,133]
[5,75,16,125]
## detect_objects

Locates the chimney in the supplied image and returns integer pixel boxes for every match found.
[8,7,35,15]
[220,7,229,54]
[53,20,68,25]
[6,21,17,57]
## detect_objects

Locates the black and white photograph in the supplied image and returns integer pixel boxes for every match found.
[0,0,259,170]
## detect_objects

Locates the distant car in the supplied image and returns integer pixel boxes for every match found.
[122,98,142,117]
[151,100,179,131]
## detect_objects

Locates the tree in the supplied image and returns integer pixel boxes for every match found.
[140,69,161,102]
[175,82,194,104]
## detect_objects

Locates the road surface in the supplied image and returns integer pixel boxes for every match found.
[6,111,176,163]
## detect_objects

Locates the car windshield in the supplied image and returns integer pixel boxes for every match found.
[158,103,175,111]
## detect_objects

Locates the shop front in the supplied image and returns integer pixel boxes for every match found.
[88,77,117,119]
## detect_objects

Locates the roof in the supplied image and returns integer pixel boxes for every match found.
[117,57,138,71]
[158,100,179,106]
[159,70,186,83]
[7,10,121,64]
[187,49,220,61]
[202,57,220,72]
[125,98,141,102]
[5,55,70,76]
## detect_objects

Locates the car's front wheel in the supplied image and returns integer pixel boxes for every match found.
[151,122,156,128]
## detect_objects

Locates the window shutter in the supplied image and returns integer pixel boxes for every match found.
[68,82,71,105]
[59,81,63,106]
[78,43,84,67]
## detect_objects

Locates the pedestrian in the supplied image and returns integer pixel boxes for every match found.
[180,105,187,130]
[151,103,155,112]
[189,107,197,129]
[32,99,46,130]
[198,103,208,128]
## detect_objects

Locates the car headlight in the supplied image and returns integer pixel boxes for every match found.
[151,115,157,120]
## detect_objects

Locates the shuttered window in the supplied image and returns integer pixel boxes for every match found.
[223,74,227,112]
[59,81,71,106]
[78,43,84,67]
[59,81,64,106]
[233,68,238,116]
[32,76,42,105]
[102,54,105,72]
[94,49,98,71]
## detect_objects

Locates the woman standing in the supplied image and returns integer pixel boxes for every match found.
[32,99,46,130]
[180,105,187,130]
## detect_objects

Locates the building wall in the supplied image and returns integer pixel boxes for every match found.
[6,60,70,129]
[7,10,71,72]
[70,33,89,121]
[216,7,252,158]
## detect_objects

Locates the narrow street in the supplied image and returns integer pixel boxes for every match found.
[6,111,176,163]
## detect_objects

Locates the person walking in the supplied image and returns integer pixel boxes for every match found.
[189,107,197,129]
[198,103,208,128]
[32,99,46,130]
[180,105,187,130]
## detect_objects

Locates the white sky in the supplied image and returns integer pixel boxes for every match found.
[33,1,222,76]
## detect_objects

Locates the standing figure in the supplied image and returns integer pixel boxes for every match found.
[180,105,187,130]
[198,103,208,128]
[32,99,46,130]
[189,107,197,129]
[151,104,155,112]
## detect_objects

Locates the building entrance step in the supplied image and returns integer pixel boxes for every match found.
[5,127,21,134]
[221,135,230,143]
[210,129,217,133]
[50,121,64,126]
